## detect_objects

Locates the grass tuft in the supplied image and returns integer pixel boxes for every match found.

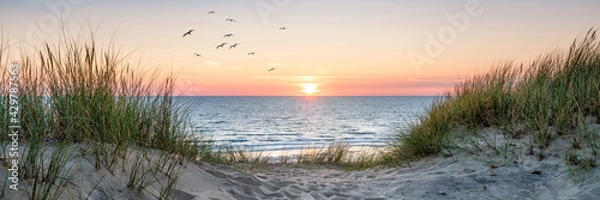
[0,30,206,198]
[388,28,600,164]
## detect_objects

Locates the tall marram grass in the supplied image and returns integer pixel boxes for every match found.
[391,28,600,162]
[4,33,200,159]
[0,31,201,199]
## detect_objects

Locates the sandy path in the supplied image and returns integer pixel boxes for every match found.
[189,152,598,200]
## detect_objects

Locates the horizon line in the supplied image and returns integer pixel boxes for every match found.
[172,95,440,97]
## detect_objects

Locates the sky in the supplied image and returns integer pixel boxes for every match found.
[1,0,599,96]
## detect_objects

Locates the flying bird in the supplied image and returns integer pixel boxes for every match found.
[208,11,215,14]
[247,52,255,55]
[194,53,202,57]
[267,67,276,72]
[182,29,194,38]
[279,26,286,30]
[225,18,236,22]
[216,43,227,49]
[229,43,239,49]
[223,33,234,38]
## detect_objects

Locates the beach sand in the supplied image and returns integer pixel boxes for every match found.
[2,127,600,199]
[181,147,599,200]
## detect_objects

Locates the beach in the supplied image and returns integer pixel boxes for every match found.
[2,124,599,200]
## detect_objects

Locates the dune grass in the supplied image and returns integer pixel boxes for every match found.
[294,142,382,169]
[214,142,385,171]
[389,28,600,166]
[0,31,208,199]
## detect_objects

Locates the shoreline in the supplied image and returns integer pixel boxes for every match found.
[228,145,385,163]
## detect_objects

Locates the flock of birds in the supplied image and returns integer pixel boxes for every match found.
[182,10,286,72]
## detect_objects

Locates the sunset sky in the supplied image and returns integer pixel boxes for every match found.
[1,0,599,96]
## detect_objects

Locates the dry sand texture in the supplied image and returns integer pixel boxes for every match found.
[2,125,600,200]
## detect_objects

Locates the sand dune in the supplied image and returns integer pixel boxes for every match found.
[2,129,600,200]
[1,151,599,199]
[175,151,598,200]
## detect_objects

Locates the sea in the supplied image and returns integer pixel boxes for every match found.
[177,96,435,155]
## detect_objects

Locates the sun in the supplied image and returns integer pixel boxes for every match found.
[300,84,320,95]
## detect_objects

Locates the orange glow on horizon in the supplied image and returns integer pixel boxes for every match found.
[300,84,320,95]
